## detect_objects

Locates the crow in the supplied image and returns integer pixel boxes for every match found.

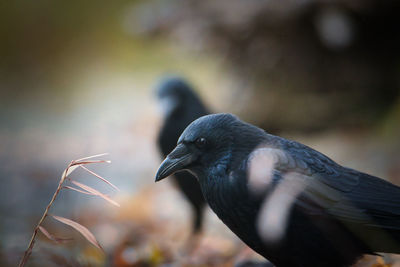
[156,76,208,233]
[155,113,400,267]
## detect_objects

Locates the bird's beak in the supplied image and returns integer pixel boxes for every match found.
[155,143,194,182]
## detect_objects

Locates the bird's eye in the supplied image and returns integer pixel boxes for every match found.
[195,137,207,148]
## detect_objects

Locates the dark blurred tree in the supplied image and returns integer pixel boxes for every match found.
[132,0,400,132]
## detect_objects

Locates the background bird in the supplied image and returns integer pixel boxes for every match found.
[156,76,209,233]
[156,113,400,267]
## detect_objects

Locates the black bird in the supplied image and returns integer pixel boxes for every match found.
[155,113,400,267]
[156,77,208,233]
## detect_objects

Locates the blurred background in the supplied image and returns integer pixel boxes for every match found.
[0,0,399,266]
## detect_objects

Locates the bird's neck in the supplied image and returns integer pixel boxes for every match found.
[199,153,251,215]
[199,166,236,215]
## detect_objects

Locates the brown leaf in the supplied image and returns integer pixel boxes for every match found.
[70,180,120,207]
[51,215,103,251]
[38,226,72,243]
[70,160,111,167]
[74,153,109,162]
[61,165,80,179]
[80,165,120,191]
[62,160,110,182]
[62,186,96,195]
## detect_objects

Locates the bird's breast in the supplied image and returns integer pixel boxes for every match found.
[200,170,263,243]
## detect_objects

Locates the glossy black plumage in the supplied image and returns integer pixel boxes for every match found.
[156,77,208,233]
[156,113,400,267]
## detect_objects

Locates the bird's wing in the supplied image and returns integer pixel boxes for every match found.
[247,142,400,228]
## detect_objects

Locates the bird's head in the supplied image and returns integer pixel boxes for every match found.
[155,113,264,182]
[156,76,200,116]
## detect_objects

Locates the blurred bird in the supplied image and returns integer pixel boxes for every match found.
[156,76,209,233]
[155,113,400,267]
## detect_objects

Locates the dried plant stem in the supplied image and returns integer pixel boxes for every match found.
[19,155,115,267]
[18,161,72,267]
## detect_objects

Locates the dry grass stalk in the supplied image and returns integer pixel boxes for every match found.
[18,153,119,267]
